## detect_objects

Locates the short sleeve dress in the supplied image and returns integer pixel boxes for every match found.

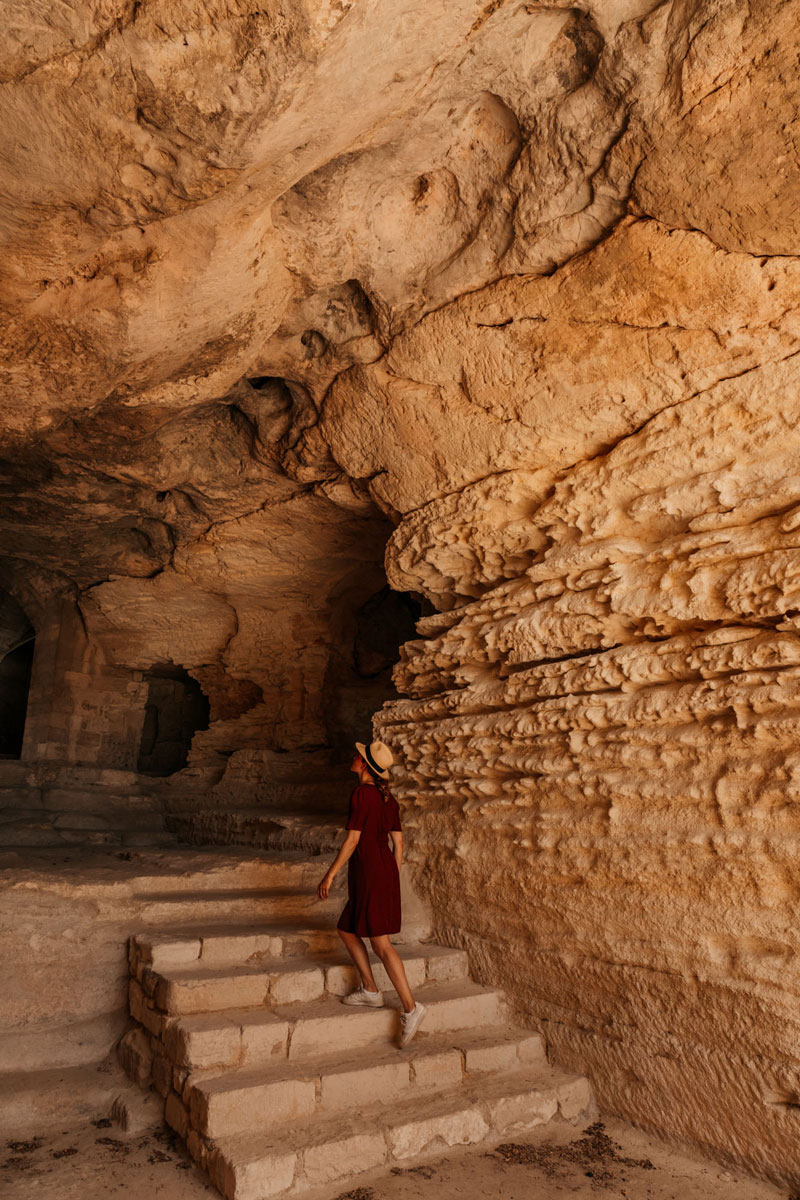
[336,783,402,937]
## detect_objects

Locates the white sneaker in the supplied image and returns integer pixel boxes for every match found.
[342,986,384,1008]
[399,1001,426,1047]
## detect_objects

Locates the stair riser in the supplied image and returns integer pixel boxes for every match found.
[132,934,467,978]
[323,950,469,996]
[163,1015,291,1072]
[286,991,504,1064]
[168,991,505,1071]
[140,958,440,1017]
[146,967,327,1016]
[187,1037,547,1138]
[132,931,344,974]
[0,808,166,832]
[190,1079,319,1139]
[137,895,342,926]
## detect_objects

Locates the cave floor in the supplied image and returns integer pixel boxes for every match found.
[0,1114,784,1200]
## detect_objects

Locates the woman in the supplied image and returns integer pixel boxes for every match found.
[317,739,426,1048]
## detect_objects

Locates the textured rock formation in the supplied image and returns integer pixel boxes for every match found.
[377,358,800,1181]
[2,0,800,1186]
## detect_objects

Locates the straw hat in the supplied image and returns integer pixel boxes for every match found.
[355,739,394,779]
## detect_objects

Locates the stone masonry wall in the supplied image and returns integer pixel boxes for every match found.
[22,597,149,770]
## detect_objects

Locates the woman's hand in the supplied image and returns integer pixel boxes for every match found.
[317,831,359,900]
[317,871,335,900]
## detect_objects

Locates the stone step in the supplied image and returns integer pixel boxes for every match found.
[202,1064,593,1199]
[133,940,468,1013]
[0,805,45,823]
[0,764,144,789]
[166,809,343,855]
[0,797,161,820]
[165,776,347,816]
[0,1061,120,1138]
[141,961,327,1017]
[181,1028,547,1139]
[0,817,172,848]
[53,809,165,832]
[0,1011,127,1075]
[0,787,161,812]
[129,853,328,896]
[135,886,344,926]
[165,980,507,1071]
[130,923,346,972]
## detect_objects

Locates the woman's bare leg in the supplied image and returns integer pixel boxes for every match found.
[338,929,379,991]
[369,935,415,1013]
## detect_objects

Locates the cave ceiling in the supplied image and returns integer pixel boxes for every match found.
[1,0,798,623]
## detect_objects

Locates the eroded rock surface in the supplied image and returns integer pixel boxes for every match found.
[1,0,799,1185]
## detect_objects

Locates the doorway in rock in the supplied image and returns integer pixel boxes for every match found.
[137,664,210,777]
[325,584,427,761]
[0,637,35,759]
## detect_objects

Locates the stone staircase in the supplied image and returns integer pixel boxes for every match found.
[162,755,352,858]
[121,854,593,1199]
[164,808,343,857]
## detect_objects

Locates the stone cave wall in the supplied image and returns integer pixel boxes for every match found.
[376,361,800,1181]
[1,0,799,1183]
[356,226,800,1181]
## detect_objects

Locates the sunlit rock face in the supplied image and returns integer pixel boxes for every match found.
[2,0,800,1182]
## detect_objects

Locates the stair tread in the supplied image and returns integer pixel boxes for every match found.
[175,977,502,1031]
[212,1062,582,1160]
[139,923,444,944]
[189,1025,543,1093]
[140,887,331,902]
[128,853,334,893]
[153,941,464,981]
[132,921,339,949]
[173,807,343,825]
[132,853,315,876]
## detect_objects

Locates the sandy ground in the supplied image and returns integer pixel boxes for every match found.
[0,1114,788,1200]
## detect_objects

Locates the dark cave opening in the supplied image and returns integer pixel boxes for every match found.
[324,584,425,763]
[137,663,210,777]
[0,637,35,759]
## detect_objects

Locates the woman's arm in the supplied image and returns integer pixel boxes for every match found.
[317,830,361,898]
[390,830,403,870]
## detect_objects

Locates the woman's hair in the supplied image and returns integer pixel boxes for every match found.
[361,757,395,802]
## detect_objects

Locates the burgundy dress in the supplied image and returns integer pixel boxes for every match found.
[337,783,402,937]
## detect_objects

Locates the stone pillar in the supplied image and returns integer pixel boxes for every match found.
[22,596,148,768]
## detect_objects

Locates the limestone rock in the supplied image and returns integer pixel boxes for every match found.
[1,0,800,1188]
